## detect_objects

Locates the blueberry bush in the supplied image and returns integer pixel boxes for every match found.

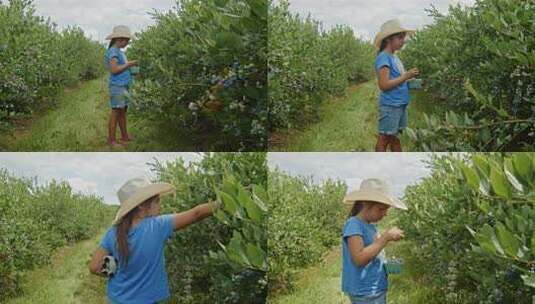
[399,153,534,303]
[402,0,534,151]
[128,0,267,151]
[150,152,267,303]
[0,169,114,299]
[268,0,375,131]
[0,0,105,126]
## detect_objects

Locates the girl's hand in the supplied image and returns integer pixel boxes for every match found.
[127,60,138,67]
[385,227,405,242]
[403,68,419,81]
[209,200,221,212]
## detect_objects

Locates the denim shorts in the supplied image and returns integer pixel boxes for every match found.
[347,290,387,304]
[109,85,130,109]
[108,299,158,304]
[378,104,407,136]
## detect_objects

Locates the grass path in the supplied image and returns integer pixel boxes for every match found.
[6,230,108,304]
[269,80,445,151]
[269,243,436,304]
[0,77,195,151]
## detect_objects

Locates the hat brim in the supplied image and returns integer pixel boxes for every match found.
[105,34,133,40]
[374,28,416,49]
[343,189,408,210]
[113,183,175,225]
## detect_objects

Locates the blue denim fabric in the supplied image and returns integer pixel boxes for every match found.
[378,104,407,136]
[109,85,130,109]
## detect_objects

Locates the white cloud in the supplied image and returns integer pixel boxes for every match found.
[66,177,98,194]
[267,152,446,198]
[0,152,202,204]
[277,0,477,42]
[31,0,176,42]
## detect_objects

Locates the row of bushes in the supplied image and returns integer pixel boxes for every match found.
[267,170,346,296]
[128,0,267,151]
[401,0,534,151]
[0,169,114,299]
[398,153,534,303]
[0,0,105,125]
[268,0,375,131]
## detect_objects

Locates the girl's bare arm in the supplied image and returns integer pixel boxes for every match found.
[110,58,137,75]
[347,234,389,267]
[172,202,216,231]
[377,67,419,91]
[347,227,404,266]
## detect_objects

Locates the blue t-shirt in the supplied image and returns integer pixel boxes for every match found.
[104,47,131,87]
[100,215,175,304]
[375,51,410,107]
[341,216,388,296]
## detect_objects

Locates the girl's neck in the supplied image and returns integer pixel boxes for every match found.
[384,45,395,54]
[132,213,149,226]
[356,213,370,224]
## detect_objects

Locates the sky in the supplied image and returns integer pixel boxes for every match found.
[268,152,444,199]
[0,152,202,204]
[27,0,477,43]
[277,0,476,41]
[31,0,176,42]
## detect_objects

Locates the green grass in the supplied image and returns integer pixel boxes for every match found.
[6,230,108,304]
[269,81,446,152]
[0,77,207,151]
[269,211,438,304]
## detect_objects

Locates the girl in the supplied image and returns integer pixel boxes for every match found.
[341,178,407,304]
[89,177,218,304]
[373,19,419,152]
[104,25,137,147]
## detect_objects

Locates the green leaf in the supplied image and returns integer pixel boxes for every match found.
[238,184,263,223]
[472,155,490,177]
[504,158,523,192]
[495,222,520,257]
[217,190,240,217]
[490,166,512,199]
[252,184,268,211]
[460,163,480,191]
[521,273,535,288]
[512,153,533,181]
[226,231,250,266]
[221,176,238,196]
[245,242,266,270]
[474,224,500,255]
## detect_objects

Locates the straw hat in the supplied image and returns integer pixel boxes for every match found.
[113,177,175,225]
[105,25,133,40]
[343,178,407,210]
[373,19,415,49]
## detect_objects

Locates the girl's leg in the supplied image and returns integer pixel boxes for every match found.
[375,134,389,152]
[118,108,128,140]
[119,107,133,141]
[389,136,402,152]
[108,109,120,143]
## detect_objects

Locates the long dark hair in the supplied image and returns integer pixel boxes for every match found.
[108,38,118,49]
[116,195,159,266]
[348,201,365,218]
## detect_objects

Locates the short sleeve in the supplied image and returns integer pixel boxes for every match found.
[107,48,121,63]
[99,227,115,252]
[157,214,175,241]
[375,52,391,72]
[342,218,365,239]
